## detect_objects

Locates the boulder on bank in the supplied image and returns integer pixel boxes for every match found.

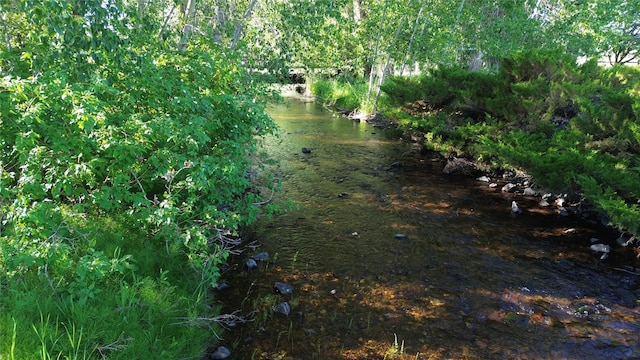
[443,157,478,176]
[366,113,395,129]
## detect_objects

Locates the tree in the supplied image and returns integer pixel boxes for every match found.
[0,0,275,300]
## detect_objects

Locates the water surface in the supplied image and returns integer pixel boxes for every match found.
[217,99,639,359]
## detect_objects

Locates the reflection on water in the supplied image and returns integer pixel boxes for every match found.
[217,100,639,359]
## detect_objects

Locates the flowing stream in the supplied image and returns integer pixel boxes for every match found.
[215,99,639,359]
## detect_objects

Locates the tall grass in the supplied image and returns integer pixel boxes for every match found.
[312,78,375,116]
[0,213,217,359]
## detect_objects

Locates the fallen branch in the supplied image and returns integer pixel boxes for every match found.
[210,228,258,255]
[174,310,256,330]
[612,267,640,276]
[254,187,275,206]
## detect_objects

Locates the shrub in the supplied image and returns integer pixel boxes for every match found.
[381,50,640,237]
[0,1,277,357]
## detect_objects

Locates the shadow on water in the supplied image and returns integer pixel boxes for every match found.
[215,99,640,360]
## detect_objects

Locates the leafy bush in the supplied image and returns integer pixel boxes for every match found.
[312,78,375,115]
[381,50,640,237]
[0,0,277,357]
[379,76,430,105]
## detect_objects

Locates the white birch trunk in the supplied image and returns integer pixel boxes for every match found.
[178,0,198,52]
[400,2,425,75]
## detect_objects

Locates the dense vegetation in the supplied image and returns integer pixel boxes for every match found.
[0,0,276,358]
[0,0,638,358]
[379,51,640,236]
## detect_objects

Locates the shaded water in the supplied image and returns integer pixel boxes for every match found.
[216,99,639,359]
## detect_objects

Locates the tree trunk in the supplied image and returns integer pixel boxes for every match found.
[178,0,198,52]
[229,0,258,50]
[353,0,361,24]
[467,49,483,71]
[304,71,313,97]
[137,0,146,18]
[213,5,225,45]
[157,5,177,41]
[400,2,424,75]
[367,0,389,100]
[375,15,406,106]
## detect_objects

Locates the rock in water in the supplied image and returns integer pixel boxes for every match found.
[502,183,518,193]
[442,157,477,175]
[273,282,293,295]
[215,281,231,292]
[246,258,258,269]
[210,346,231,359]
[511,201,522,214]
[252,252,269,261]
[302,147,312,154]
[590,244,610,254]
[273,302,291,317]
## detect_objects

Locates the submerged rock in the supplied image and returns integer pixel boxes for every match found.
[511,201,522,214]
[246,258,258,269]
[215,281,231,292]
[274,282,293,295]
[252,252,270,261]
[590,244,611,254]
[210,346,231,360]
[273,302,291,317]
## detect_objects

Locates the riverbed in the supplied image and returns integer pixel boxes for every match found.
[214,99,639,359]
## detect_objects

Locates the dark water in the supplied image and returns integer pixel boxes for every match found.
[216,99,640,360]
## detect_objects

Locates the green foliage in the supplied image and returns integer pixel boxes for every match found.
[0,0,277,358]
[312,78,375,115]
[0,213,216,359]
[382,50,640,236]
[380,75,432,106]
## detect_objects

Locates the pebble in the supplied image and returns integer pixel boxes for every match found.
[273,282,293,295]
[273,302,291,317]
[246,258,258,269]
[210,346,231,360]
[252,252,270,261]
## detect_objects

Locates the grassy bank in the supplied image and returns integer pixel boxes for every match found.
[0,6,278,357]
[0,212,218,359]
[311,51,640,240]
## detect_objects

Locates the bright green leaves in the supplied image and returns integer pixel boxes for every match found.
[0,0,276,302]
[384,51,640,236]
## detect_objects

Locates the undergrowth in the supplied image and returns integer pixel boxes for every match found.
[0,213,217,359]
[380,50,640,237]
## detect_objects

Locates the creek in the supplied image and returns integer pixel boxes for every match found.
[214,98,639,359]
